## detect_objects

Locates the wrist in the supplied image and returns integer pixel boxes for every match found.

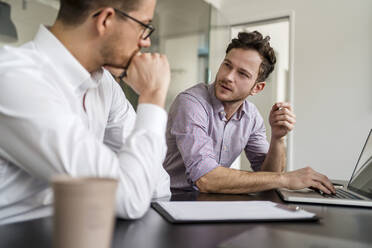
[270,136,285,145]
[138,89,167,108]
[277,172,287,188]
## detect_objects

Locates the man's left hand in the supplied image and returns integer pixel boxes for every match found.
[269,102,296,140]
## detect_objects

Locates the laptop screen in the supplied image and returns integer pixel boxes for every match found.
[348,129,372,199]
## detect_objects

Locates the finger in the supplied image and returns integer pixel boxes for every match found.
[270,109,295,122]
[312,172,336,194]
[272,115,296,124]
[277,102,293,111]
[311,181,331,195]
[272,108,296,119]
[271,102,286,112]
[272,102,289,110]
[272,121,294,131]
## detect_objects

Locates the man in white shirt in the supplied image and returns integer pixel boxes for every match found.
[0,0,171,225]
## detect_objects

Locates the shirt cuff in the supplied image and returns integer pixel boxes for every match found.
[135,103,167,136]
[188,157,219,184]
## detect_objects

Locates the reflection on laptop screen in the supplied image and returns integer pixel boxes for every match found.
[348,129,372,199]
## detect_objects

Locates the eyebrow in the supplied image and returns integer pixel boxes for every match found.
[224,59,253,77]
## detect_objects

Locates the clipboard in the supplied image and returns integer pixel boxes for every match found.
[151,201,318,223]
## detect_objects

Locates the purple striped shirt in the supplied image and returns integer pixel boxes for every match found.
[164,83,269,189]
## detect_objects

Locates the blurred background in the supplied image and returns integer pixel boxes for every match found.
[1,0,371,180]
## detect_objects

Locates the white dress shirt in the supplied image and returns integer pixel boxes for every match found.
[0,25,170,225]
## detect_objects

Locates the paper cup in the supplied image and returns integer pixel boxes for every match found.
[52,176,118,248]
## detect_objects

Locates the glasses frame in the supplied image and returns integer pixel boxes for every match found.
[93,8,155,40]
[113,8,155,40]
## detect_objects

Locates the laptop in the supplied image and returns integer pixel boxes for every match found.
[277,129,372,207]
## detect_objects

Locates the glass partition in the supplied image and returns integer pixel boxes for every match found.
[126,0,212,110]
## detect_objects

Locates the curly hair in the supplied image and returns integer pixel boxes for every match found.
[226,31,276,82]
[57,0,142,25]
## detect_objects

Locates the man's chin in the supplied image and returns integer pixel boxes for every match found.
[215,90,245,104]
[215,92,232,102]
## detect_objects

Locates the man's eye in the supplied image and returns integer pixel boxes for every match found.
[239,71,249,78]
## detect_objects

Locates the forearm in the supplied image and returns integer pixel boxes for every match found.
[115,105,169,218]
[196,166,284,194]
[260,137,286,172]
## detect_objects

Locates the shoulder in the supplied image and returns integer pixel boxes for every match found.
[243,100,266,132]
[182,83,210,99]
[0,44,57,93]
[0,42,48,68]
[169,83,212,121]
[0,44,68,111]
[177,83,211,109]
[0,43,51,84]
[244,100,262,118]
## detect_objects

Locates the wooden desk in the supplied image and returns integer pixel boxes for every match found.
[1,189,371,248]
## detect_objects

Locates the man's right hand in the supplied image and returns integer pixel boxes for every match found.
[281,167,336,194]
[124,52,171,108]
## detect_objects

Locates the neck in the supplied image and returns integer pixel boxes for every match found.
[49,21,101,73]
[222,100,244,120]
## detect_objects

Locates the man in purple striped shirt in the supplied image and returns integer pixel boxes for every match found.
[164,31,335,195]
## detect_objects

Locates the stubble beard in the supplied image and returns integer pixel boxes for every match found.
[214,79,253,105]
[100,32,138,71]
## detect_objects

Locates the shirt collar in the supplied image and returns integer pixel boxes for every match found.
[33,25,103,96]
[237,101,249,120]
[208,82,249,121]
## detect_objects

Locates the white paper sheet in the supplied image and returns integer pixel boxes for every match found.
[154,201,315,221]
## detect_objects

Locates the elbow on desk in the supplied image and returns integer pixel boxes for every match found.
[195,176,215,193]
[116,203,149,219]
[116,197,151,219]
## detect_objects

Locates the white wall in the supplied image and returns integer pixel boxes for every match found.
[212,0,372,180]
[163,34,200,110]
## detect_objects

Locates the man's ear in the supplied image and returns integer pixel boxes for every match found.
[94,8,115,36]
[250,81,266,96]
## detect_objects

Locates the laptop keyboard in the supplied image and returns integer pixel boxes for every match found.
[324,188,363,200]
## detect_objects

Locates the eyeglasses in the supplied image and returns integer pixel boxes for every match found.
[113,8,155,40]
[93,8,155,40]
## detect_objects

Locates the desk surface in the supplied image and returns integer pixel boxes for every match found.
[1,189,372,248]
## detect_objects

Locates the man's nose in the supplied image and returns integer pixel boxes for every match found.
[224,69,235,82]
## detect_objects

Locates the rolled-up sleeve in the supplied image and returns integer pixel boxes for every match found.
[169,94,219,184]
[244,109,269,171]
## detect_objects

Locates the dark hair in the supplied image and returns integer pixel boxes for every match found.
[57,0,142,25]
[226,31,276,82]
